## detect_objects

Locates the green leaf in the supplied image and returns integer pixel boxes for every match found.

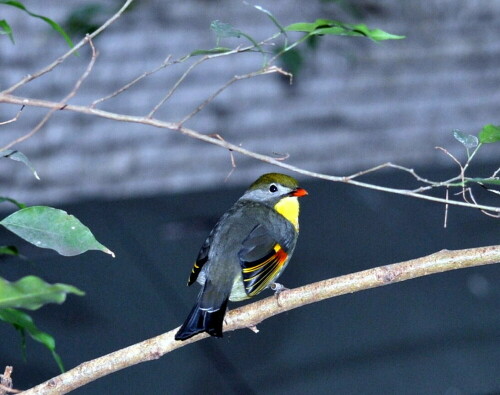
[467,178,500,186]
[0,196,26,209]
[347,24,406,41]
[0,308,64,372]
[0,245,19,256]
[0,19,14,43]
[279,48,303,76]
[0,206,115,257]
[453,129,479,149]
[210,20,263,54]
[1,149,40,180]
[189,47,232,57]
[0,275,84,310]
[285,19,405,41]
[0,0,74,48]
[478,124,500,144]
[65,4,107,37]
[253,5,287,36]
[211,20,243,39]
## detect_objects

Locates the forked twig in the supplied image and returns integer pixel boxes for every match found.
[0,0,134,96]
[210,133,237,181]
[148,56,208,118]
[0,106,24,126]
[178,66,291,125]
[91,56,173,108]
[0,36,98,151]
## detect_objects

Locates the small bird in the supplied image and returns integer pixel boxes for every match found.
[175,173,308,341]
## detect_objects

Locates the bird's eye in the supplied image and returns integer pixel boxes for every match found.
[269,184,278,193]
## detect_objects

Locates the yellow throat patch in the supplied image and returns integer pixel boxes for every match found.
[274,196,300,231]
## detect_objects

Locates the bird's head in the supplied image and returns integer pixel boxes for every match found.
[242,173,308,205]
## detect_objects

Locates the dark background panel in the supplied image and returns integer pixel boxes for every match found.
[0,168,499,394]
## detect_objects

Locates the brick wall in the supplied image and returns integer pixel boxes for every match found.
[1,0,499,204]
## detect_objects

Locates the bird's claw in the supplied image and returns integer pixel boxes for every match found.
[271,282,288,295]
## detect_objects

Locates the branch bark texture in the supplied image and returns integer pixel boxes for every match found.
[22,245,500,394]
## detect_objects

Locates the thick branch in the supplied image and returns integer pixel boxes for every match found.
[22,245,500,394]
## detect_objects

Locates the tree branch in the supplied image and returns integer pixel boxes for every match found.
[0,93,498,213]
[22,245,500,394]
[0,0,134,96]
[0,36,98,151]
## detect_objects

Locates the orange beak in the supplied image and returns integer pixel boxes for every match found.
[291,187,308,197]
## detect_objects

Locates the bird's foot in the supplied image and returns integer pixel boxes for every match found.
[271,282,288,294]
[270,282,288,306]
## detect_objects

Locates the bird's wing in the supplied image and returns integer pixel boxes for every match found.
[238,224,289,297]
[187,236,211,286]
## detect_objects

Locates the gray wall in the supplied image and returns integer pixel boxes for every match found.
[1,0,499,204]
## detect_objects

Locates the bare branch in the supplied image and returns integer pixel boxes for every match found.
[0,93,498,213]
[443,187,449,228]
[91,56,173,108]
[0,37,98,151]
[178,66,291,125]
[0,106,24,126]
[0,366,20,394]
[22,245,500,394]
[209,133,237,181]
[0,0,134,96]
[147,56,208,118]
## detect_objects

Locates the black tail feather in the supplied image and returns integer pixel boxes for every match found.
[175,298,229,341]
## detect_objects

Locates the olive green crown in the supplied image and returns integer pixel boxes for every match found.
[248,173,299,190]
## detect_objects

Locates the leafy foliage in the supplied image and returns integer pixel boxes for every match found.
[1,149,40,180]
[65,4,108,37]
[211,20,263,55]
[0,275,84,310]
[0,196,26,209]
[0,206,115,257]
[0,0,74,47]
[0,308,64,371]
[0,245,19,256]
[0,149,112,367]
[0,276,84,370]
[285,19,405,41]
[0,18,14,42]
[453,129,478,150]
[479,124,500,144]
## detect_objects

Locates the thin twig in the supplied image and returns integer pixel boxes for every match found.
[210,133,237,181]
[178,66,291,125]
[0,0,134,96]
[21,245,500,395]
[0,366,20,394]
[147,56,208,118]
[147,42,276,118]
[91,56,173,108]
[346,162,465,194]
[467,186,500,218]
[435,146,462,168]
[0,37,98,151]
[444,187,449,228]
[0,105,24,125]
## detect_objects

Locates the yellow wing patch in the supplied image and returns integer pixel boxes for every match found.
[241,244,288,297]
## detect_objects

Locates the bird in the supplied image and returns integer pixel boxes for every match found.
[175,173,308,341]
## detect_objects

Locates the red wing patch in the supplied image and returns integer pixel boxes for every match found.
[240,244,288,297]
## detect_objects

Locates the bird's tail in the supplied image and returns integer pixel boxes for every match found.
[175,297,229,341]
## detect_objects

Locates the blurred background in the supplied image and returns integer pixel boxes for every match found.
[0,0,499,394]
